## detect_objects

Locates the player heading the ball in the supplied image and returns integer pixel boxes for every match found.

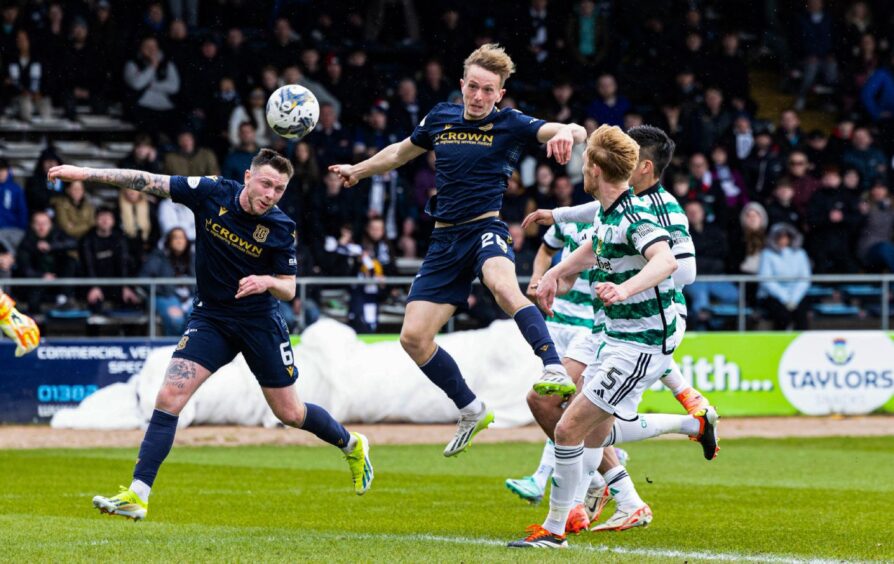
[329,43,588,456]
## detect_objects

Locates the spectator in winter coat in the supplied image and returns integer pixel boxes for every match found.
[222,121,260,181]
[730,202,769,276]
[25,147,64,214]
[785,150,821,215]
[139,227,195,336]
[117,134,163,174]
[163,131,220,177]
[6,29,52,121]
[0,159,28,255]
[683,200,738,330]
[857,182,894,271]
[841,127,887,190]
[79,207,140,313]
[51,180,95,240]
[585,74,630,127]
[807,170,862,273]
[765,178,803,231]
[758,223,811,330]
[742,128,784,201]
[14,210,77,310]
[227,87,272,149]
[123,36,181,137]
[710,145,748,211]
[861,63,894,121]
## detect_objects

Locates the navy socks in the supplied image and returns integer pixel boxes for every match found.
[514,304,562,366]
[133,409,179,487]
[302,403,352,449]
[419,345,477,409]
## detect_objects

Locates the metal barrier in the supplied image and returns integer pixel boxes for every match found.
[3,273,893,336]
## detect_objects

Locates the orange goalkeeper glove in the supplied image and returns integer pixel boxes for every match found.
[0,291,40,357]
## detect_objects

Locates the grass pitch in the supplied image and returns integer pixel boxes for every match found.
[1,436,891,562]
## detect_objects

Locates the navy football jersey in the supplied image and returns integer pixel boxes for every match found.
[170,175,297,315]
[410,103,545,223]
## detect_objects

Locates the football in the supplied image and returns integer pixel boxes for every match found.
[266,84,320,139]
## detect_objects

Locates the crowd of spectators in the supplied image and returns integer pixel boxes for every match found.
[1,0,894,333]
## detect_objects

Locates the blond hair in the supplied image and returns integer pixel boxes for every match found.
[463,43,515,86]
[585,125,640,184]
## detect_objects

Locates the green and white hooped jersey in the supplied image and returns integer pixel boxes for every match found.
[591,191,678,353]
[637,184,694,319]
[543,222,595,330]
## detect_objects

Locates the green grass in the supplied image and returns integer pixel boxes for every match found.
[1,437,892,562]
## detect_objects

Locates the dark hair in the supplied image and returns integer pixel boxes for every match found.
[627,125,675,179]
[96,205,115,218]
[251,148,294,178]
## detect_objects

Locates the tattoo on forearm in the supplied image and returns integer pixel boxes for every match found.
[164,359,197,390]
[88,168,171,198]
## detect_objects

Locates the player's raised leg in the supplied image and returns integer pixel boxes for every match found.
[600,409,720,460]
[480,256,573,395]
[93,358,213,520]
[401,300,493,457]
[263,387,373,495]
[660,361,711,414]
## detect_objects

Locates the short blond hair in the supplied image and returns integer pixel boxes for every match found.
[585,125,640,184]
[463,43,515,86]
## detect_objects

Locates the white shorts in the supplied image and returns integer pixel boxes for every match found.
[581,341,674,422]
[546,322,591,360]
[564,331,602,366]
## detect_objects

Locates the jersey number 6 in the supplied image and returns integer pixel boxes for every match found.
[279,342,294,366]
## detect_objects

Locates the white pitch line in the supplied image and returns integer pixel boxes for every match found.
[318,531,862,564]
[10,522,868,563]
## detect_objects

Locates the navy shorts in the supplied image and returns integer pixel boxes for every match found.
[171,307,297,388]
[407,217,515,306]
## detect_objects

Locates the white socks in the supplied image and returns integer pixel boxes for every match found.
[603,414,697,446]
[459,398,484,417]
[130,479,151,503]
[532,439,555,491]
[660,362,687,395]
[543,442,583,535]
[341,433,358,454]
[573,447,603,504]
[590,469,607,490]
[603,465,644,511]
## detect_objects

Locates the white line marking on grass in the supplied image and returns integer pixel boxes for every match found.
[339,532,860,564]
[8,519,865,563]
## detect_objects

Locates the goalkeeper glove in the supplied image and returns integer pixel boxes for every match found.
[0,292,40,357]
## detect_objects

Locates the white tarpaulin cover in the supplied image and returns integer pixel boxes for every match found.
[51,319,543,430]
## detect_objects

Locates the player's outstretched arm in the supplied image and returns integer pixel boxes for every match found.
[535,243,597,315]
[596,242,676,306]
[47,165,171,198]
[521,201,601,230]
[329,138,426,188]
[0,290,40,357]
[536,122,587,165]
[527,244,559,302]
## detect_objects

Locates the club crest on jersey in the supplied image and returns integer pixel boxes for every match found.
[253,225,270,243]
